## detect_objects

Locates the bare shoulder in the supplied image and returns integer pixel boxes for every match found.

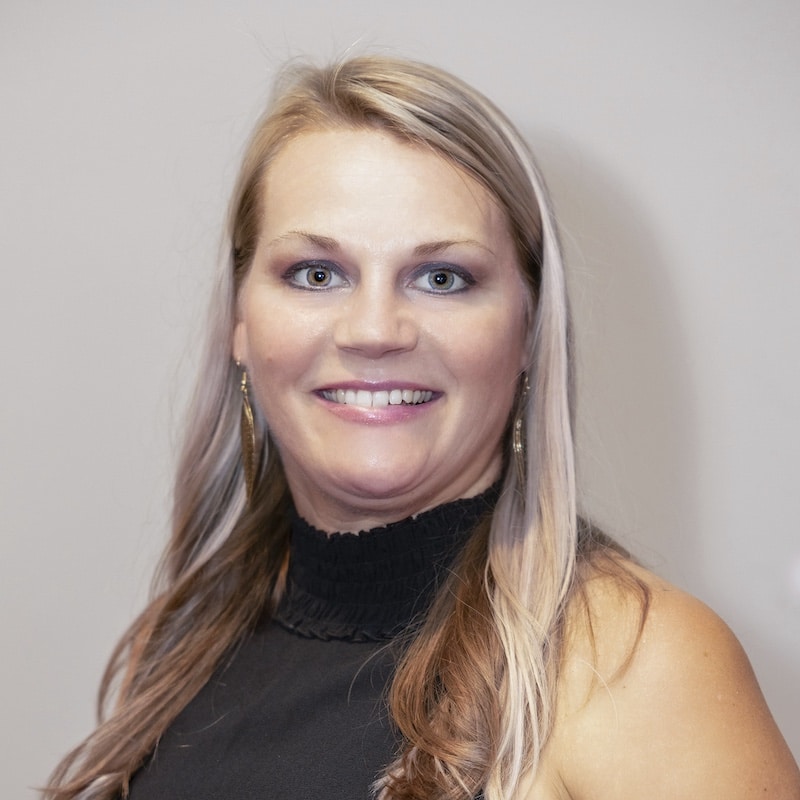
[540,559,800,800]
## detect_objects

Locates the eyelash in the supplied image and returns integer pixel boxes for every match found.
[283,260,475,294]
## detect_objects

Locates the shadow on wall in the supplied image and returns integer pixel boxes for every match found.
[533,133,702,589]
[534,134,799,758]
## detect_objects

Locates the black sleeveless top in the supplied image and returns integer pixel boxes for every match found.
[127,489,496,799]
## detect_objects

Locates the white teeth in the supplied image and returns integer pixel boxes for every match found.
[322,388,433,408]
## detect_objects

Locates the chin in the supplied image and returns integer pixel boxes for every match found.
[331,463,434,508]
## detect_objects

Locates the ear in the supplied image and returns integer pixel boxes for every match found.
[232,319,248,366]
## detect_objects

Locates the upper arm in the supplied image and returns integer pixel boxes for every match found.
[550,571,800,800]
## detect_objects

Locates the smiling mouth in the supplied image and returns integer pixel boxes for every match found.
[321,388,434,408]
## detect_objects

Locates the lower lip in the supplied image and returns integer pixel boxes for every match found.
[317,395,438,424]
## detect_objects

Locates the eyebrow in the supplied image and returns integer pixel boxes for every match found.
[266,231,340,251]
[266,230,495,257]
[413,238,495,257]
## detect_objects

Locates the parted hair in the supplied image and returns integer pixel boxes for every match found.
[45,55,640,800]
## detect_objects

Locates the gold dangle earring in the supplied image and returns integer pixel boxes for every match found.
[237,361,257,503]
[512,373,530,483]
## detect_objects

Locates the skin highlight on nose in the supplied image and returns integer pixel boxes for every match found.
[332,287,419,357]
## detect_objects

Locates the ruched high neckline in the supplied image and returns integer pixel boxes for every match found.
[273,487,498,642]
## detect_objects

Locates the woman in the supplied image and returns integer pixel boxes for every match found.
[46,55,799,800]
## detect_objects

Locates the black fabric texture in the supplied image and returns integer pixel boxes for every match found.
[127,487,497,799]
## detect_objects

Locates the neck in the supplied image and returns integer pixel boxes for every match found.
[272,485,500,641]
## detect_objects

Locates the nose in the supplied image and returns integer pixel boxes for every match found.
[333,282,418,358]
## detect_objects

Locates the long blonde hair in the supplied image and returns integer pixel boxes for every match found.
[47,55,597,800]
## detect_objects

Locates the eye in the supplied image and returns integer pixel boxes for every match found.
[286,261,346,290]
[411,264,473,294]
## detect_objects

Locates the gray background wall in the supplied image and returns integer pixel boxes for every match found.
[2,2,798,796]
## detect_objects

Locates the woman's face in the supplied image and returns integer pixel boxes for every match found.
[234,128,529,532]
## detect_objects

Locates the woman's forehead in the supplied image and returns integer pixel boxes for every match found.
[259,129,512,250]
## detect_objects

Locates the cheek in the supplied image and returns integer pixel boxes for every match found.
[239,307,324,405]
[489,297,529,369]
[236,291,287,367]
[247,328,296,383]
[446,313,527,395]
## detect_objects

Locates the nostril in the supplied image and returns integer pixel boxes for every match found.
[333,297,418,356]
